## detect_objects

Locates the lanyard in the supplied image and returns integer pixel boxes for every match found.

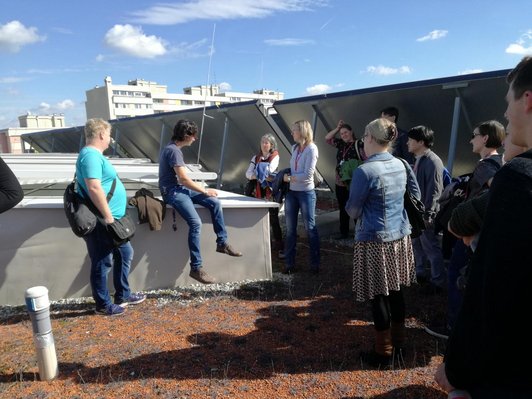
[341,141,354,160]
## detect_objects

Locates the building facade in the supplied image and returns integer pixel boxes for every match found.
[85,76,284,120]
[0,114,66,153]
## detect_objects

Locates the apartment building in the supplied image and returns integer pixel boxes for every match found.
[85,76,284,120]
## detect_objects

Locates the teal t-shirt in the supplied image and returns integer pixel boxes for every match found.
[76,147,127,219]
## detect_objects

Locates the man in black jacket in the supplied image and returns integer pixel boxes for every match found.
[434,56,532,398]
[0,157,23,214]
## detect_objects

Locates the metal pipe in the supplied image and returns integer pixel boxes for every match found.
[447,96,462,174]
[216,115,229,189]
[25,286,58,381]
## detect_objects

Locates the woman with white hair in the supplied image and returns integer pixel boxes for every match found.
[245,133,284,256]
[346,118,420,367]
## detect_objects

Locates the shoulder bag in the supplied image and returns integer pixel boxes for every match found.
[107,213,136,246]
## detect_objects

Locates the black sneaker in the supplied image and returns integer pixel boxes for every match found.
[116,293,146,308]
[189,269,216,284]
[216,243,242,257]
[424,322,450,340]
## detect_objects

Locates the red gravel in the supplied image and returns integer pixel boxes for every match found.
[0,237,448,399]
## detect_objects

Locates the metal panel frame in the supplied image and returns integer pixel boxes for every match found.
[21,69,510,190]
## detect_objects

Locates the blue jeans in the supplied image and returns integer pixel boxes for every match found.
[284,189,320,270]
[84,222,133,309]
[412,228,446,287]
[162,185,228,270]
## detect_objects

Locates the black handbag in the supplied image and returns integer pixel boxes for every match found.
[399,158,426,238]
[107,214,136,245]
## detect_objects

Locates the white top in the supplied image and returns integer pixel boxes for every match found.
[245,152,280,180]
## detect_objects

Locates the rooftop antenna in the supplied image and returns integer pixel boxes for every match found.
[196,23,216,164]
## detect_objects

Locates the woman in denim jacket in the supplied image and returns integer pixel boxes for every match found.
[346,118,420,367]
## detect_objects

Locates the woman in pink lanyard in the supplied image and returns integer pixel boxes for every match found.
[281,120,320,274]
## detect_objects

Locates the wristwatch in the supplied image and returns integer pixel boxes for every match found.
[287,175,291,182]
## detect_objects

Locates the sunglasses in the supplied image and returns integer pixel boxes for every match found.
[471,133,482,139]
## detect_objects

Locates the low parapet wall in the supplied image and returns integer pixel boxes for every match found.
[0,191,276,306]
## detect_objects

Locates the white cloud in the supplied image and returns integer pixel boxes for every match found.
[505,30,532,55]
[0,20,46,53]
[366,65,412,76]
[219,82,232,91]
[57,99,75,110]
[26,67,86,74]
[95,54,105,62]
[39,102,51,111]
[305,84,331,95]
[416,30,448,42]
[264,38,315,46]
[6,87,20,96]
[38,99,74,112]
[104,24,167,58]
[0,76,28,84]
[167,38,210,59]
[129,0,328,25]
[458,68,483,75]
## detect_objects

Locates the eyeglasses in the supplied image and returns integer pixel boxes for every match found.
[471,133,482,139]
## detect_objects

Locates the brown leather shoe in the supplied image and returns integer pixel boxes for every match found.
[216,243,242,257]
[189,269,216,284]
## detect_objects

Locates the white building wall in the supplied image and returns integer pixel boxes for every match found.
[1,114,69,153]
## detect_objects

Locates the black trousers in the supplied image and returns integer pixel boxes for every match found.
[269,207,283,244]
[371,290,405,331]
[335,184,351,236]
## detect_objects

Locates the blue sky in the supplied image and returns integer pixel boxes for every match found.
[1,0,531,129]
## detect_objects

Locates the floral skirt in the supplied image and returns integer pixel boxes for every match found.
[352,235,415,302]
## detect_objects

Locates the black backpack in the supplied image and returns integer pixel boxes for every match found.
[435,157,501,232]
[434,173,471,233]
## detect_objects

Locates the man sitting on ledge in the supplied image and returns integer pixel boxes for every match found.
[158,119,242,285]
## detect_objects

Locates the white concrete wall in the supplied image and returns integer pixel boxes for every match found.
[0,195,276,305]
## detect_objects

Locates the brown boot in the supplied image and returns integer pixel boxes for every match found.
[360,329,392,368]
